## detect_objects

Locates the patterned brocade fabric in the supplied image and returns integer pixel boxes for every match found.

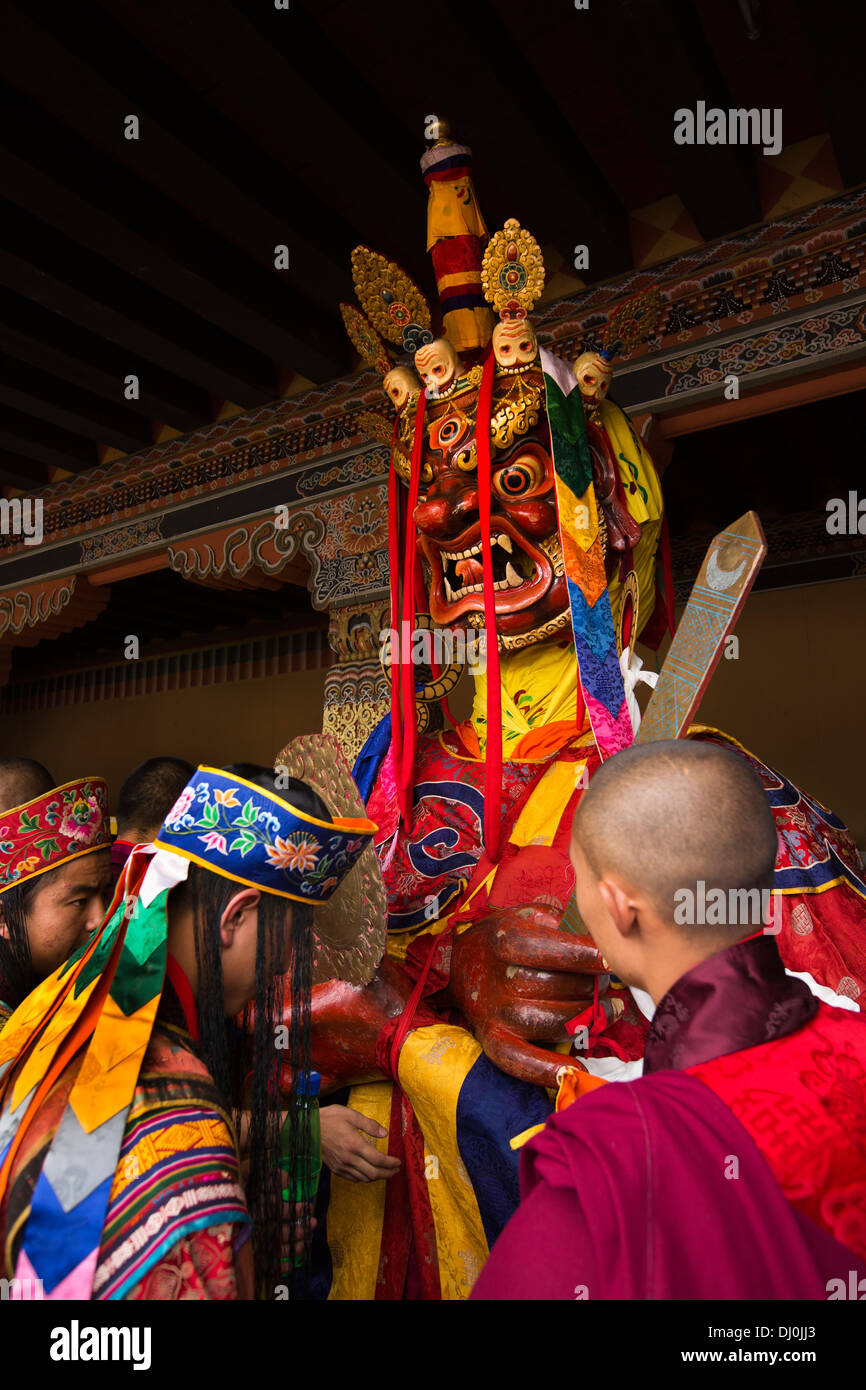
[689,1002,866,1263]
[125,1222,254,1301]
[92,1022,251,1300]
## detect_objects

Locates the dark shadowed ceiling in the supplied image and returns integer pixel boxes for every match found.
[1,0,864,489]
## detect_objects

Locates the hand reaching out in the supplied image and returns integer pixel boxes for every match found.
[320,1104,401,1183]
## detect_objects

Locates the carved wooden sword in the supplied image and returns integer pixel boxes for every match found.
[635,510,767,744]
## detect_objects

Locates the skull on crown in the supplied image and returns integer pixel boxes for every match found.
[414,337,463,398]
[573,349,613,405]
[492,319,538,373]
[383,365,421,413]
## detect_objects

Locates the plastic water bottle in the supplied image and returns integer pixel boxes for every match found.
[279,1071,321,1269]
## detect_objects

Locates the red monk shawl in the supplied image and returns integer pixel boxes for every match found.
[472,937,866,1300]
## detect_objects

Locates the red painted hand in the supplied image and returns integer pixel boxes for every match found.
[446,903,608,1088]
[284,956,416,1095]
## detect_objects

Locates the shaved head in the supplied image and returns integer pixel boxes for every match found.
[0,758,54,813]
[117,756,195,842]
[574,739,778,931]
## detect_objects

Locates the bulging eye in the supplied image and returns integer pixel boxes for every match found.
[519,340,532,353]
[493,454,545,498]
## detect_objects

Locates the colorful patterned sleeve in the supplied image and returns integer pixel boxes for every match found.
[124,1222,253,1300]
[91,1030,254,1300]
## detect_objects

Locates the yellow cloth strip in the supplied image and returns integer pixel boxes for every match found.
[397,1025,489,1299]
[598,400,664,639]
[327,1081,393,1301]
[442,306,494,353]
[468,641,585,760]
[436,269,482,290]
[10,974,100,1110]
[509,758,588,849]
[509,1123,546,1151]
[71,993,162,1133]
[426,177,487,247]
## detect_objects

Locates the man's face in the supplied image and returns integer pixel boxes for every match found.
[219,891,293,1017]
[20,849,113,978]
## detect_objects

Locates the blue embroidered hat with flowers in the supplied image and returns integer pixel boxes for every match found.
[154,765,377,903]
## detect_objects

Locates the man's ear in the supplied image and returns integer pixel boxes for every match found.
[218,888,261,949]
[596,877,638,939]
[0,901,7,940]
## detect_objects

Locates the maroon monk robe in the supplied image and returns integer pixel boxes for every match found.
[472,936,866,1300]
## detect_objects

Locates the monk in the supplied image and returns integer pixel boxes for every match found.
[0,758,54,810]
[472,739,866,1300]
[111,755,194,881]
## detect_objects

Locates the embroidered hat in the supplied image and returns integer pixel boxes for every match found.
[153,764,377,904]
[274,733,388,986]
[0,777,111,894]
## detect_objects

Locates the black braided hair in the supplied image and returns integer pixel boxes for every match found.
[182,764,322,1298]
[0,874,49,1010]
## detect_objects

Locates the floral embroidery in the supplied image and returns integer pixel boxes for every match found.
[59,794,103,846]
[155,768,375,902]
[166,787,195,826]
[0,780,110,890]
[199,832,228,855]
[266,835,319,873]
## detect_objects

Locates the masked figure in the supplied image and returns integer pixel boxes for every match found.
[282,133,866,1300]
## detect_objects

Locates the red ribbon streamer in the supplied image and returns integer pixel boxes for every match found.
[387,418,406,821]
[398,392,427,827]
[475,348,502,862]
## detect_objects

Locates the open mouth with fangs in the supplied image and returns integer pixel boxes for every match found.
[421,522,554,622]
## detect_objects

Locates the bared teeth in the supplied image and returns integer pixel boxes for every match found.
[440,535,516,562]
[439,533,529,603]
[441,540,484,562]
[442,575,513,601]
